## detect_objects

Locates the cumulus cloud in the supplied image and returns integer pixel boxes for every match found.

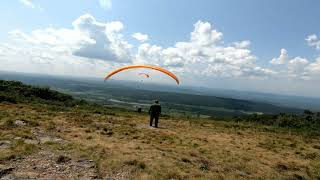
[9,14,132,62]
[134,20,263,78]
[203,64,242,77]
[288,57,309,71]
[2,14,320,85]
[99,0,112,10]
[3,18,266,79]
[203,65,275,80]
[306,34,320,50]
[306,57,320,75]
[269,48,313,80]
[132,33,149,42]
[72,14,131,62]
[287,57,310,79]
[270,48,288,65]
[0,43,113,77]
[191,21,223,46]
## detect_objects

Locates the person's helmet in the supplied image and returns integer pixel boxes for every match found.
[154,100,159,104]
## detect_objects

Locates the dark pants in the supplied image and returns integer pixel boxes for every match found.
[150,115,159,128]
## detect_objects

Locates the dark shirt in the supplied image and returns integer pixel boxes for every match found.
[149,104,161,116]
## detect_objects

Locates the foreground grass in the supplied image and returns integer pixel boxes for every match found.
[1,103,320,179]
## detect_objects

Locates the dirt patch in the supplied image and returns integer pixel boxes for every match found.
[32,128,66,144]
[0,141,11,149]
[105,166,132,180]
[136,124,168,130]
[1,151,98,179]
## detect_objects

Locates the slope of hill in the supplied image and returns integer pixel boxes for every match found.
[0,80,320,179]
[0,80,83,106]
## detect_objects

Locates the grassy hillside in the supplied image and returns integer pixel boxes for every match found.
[0,80,85,106]
[0,80,320,179]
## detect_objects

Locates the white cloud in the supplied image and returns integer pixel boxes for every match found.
[287,57,310,79]
[99,0,112,10]
[2,14,320,90]
[191,21,222,46]
[19,0,35,8]
[4,18,262,79]
[306,57,320,75]
[9,14,132,63]
[0,43,113,78]
[19,0,43,11]
[288,57,309,70]
[9,28,92,52]
[233,40,251,49]
[203,65,275,80]
[134,20,262,78]
[306,34,320,50]
[203,64,242,77]
[72,14,131,62]
[132,33,149,42]
[105,21,124,33]
[270,48,288,65]
[269,48,312,80]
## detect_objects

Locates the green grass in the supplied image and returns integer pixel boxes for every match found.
[1,80,320,179]
[0,140,38,163]
[1,102,320,179]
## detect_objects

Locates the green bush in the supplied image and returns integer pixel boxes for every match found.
[0,80,87,107]
[232,110,320,131]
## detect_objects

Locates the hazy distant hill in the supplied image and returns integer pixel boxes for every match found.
[0,71,303,117]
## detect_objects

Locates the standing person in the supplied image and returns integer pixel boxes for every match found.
[137,106,142,113]
[149,100,161,128]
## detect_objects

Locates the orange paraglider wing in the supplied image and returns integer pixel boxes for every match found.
[104,65,180,84]
[138,73,150,78]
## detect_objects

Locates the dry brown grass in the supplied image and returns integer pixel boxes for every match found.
[0,103,320,179]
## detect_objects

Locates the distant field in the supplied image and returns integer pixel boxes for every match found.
[0,72,303,117]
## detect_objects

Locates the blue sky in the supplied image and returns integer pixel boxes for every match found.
[1,0,320,96]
